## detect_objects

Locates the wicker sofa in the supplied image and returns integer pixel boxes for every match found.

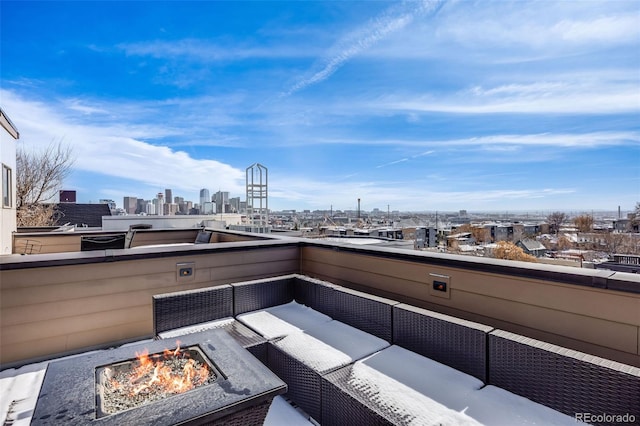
[152,274,640,426]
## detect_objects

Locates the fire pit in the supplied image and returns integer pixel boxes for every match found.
[32,329,286,425]
[95,343,218,418]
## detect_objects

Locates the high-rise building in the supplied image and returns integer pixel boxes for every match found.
[202,201,215,215]
[123,197,137,214]
[214,191,230,214]
[199,189,210,209]
[136,199,147,214]
[154,193,164,216]
[229,197,241,213]
[165,189,172,206]
[145,201,155,215]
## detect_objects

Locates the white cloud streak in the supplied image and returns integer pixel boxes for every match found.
[384,79,640,115]
[283,0,442,96]
[118,39,316,61]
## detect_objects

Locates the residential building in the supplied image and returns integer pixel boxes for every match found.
[516,239,548,257]
[0,108,18,255]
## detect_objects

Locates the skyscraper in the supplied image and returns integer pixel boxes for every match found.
[123,197,137,214]
[165,189,172,206]
[154,193,164,216]
[214,191,229,214]
[199,189,210,212]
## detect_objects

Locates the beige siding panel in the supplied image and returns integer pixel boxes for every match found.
[0,245,300,364]
[130,230,199,247]
[448,269,640,325]
[13,235,82,254]
[3,287,170,326]
[302,247,640,326]
[65,319,151,351]
[1,269,211,308]
[4,336,67,365]
[2,304,148,343]
[450,288,638,355]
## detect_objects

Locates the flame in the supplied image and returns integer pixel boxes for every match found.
[109,342,210,397]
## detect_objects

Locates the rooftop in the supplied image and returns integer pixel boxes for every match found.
[1,229,638,425]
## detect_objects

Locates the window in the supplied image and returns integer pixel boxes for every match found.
[2,164,12,208]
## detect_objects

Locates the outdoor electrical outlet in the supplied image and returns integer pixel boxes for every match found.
[429,273,451,299]
[176,262,195,282]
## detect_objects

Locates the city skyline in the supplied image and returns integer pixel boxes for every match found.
[1,1,639,212]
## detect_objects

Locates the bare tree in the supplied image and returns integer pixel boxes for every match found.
[16,141,75,227]
[491,241,537,262]
[546,211,567,235]
[573,214,594,233]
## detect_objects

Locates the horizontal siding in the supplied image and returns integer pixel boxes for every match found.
[0,246,298,365]
[301,246,640,366]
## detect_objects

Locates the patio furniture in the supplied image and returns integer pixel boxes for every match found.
[268,320,389,423]
[321,345,484,426]
[31,329,286,426]
[488,329,640,426]
[393,303,494,382]
[152,284,268,363]
[331,286,399,342]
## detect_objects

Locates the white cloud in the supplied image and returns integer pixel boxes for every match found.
[300,132,639,149]
[268,172,577,211]
[283,0,442,96]
[118,39,315,61]
[435,3,640,50]
[2,89,246,196]
[384,78,640,115]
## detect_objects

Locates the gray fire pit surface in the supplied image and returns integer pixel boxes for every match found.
[32,328,286,425]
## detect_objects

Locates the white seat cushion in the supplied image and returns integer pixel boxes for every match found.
[273,320,390,373]
[236,301,332,339]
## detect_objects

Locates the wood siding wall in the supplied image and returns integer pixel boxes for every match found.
[300,246,640,367]
[0,245,298,365]
[2,239,638,369]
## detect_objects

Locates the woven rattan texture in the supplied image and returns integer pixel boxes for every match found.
[332,290,395,342]
[321,366,397,426]
[201,399,273,426]
[489,334,640,425]
[310,282,336,318]
[293,277,314,306]
[392,306,489,382]
[268,342,323,423]
[232,277,294,315]
[153,285,233,335]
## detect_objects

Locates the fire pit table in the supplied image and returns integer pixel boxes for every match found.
[31,328,287,425]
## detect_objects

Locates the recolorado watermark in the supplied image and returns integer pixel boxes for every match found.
[575,413,636,424]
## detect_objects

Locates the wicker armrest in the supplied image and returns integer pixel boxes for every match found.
[489,330,640,423]
[293,275,339,317]
[153,284,233,336]
[392,303,493,382]
[232,275,297,315]
[332,287,398,342]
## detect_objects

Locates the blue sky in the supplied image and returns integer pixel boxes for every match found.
[1,1,639,212]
